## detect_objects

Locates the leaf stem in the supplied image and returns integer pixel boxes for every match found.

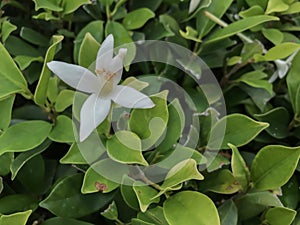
[135,166,163,191]
[203,10,253,44]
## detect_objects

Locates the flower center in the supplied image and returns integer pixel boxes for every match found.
[96,68,116,97]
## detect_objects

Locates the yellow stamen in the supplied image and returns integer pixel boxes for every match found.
[96,68,105,76]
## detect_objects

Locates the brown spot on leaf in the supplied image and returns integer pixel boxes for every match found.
[95,182,108,192]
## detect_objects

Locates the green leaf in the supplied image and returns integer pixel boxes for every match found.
[121,176,140,210]
[246,0,268,9]
[218,200,238,225]
[254,107,290,139]
[180,26,201,42]
[237,71,273,95]
[255,42,300,62]
[160,159,203,190]
[0,42,29,98]
[0,153,13,176]
[78,33,100,68]
[33,0,63,11]
[229,144,250,192]
[14,55,44,70]
[0,195,38,214]
[0,177,2,195]
[0,121,52,155]
[265,0,290,14]
[49,115,75,143]
[61,0,91,15]
[11,139,51,180]
[60,143,86,164]
[1,20,17,42]
[208,114,269,149]
[251,145,300,190]
[235,191,282,220]
[133,181,160,212]
[5,36,41,57]
[283,2,300,14]
[74,20,104,64]
[39,174,115,218]
[0,210,32,225]
[47,76,59,103]
[81,160,121,194]
[163,191,220,225]
[239,5,264,18]
[205,15,279,44]
[55,90,75,112]
[34,35,64,106]
[279,176,299,209]
[0,95,15,130]
[262,28,284,45]
[200,169,240,194]
[33,12,60,21]
[129,91,169,150]
[41,217,93,225]
[107,131,148,165]
[264,207,296,225]
[121,76,149,91]
[101,201,118,221]
[123,8,155,30]
[196,0,233,38]
[136,206,168,225]
[20,27,49,47]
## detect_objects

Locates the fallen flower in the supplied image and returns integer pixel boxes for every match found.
[48,34,155,142]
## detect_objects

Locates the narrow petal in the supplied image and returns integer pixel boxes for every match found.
[48,61,100,93]
[189,0,200,13]
[80,94,111,141]
[110,48,127,86]
[96,34,114,71]
[111,85,155,109]
[275,60,289,79]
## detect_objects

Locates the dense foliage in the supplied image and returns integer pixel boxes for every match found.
[1,0,300,224]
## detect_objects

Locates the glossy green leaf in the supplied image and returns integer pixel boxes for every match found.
[163,191,220,225]
[0,195,38,214]
[254,107,290,139]
[47,76,59,103]
[33,12,60,21]
[205,15,279,44]
[283,2,300,14]
[196,0,233,38]
[107,131,148,165]
[239,5,264,18]
[279,176,299,209]
[121,76,149,91]
[237,71,273,94]
[0,95,15,130]
[0,210,32,225]
[246,0,268,9]
[136,206,168,225]
[5,36,41,57]
[78,33,100,68]
[34,35,64,106]
[121,176,140,210]
[229,144,250,192]
[55,89,75,112]
[49,115,75,143]
[200,169,240,194]
[60,143,86,164]
[74,20,104,63]
[133,181,160,212]
[14,55,44,70]
[0,42,29,98]
[265,0,289,14]
[81,160,120,194]
[218,200,238,225]
[0,121,52,155]
[208,114,269,149]
[262,28,284,45]
[40,174,115,218]
[0,177,2,195]
[1,20,17,42]
[101,201,118,220]
[11,139,51,180]
[123,8,155,30]
[180,26,201,42]
[264,207,296,225]
[129,91,169,150]
[33,0,63,11]
[61,0,91,15]
[251,145,300,190]
[0,153,13,176]
[41,217,93,225]
[235,191,282,220]
[20,27,49,47]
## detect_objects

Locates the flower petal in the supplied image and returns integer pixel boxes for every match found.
[110,48,127,86]
[111,85,155,109]
[96,34,114,71]
[80,94,111,141]
[47,61,100,93]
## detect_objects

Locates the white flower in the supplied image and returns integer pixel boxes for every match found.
[189,0,201,14]
[47,34,155,142]
[269,50,299,83]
